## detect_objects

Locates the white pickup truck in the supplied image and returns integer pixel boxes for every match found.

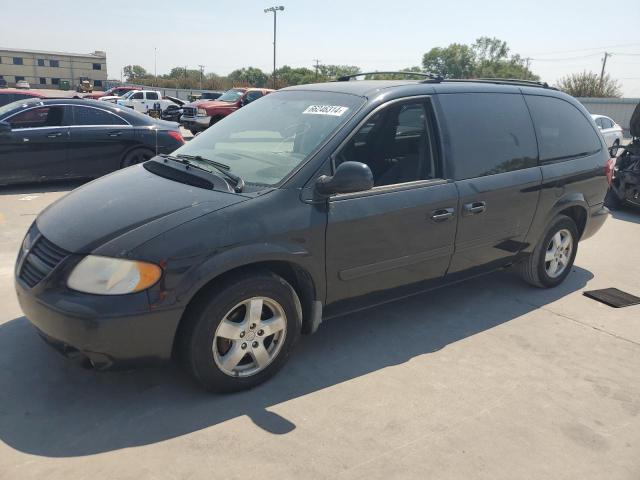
[116,90,177,114]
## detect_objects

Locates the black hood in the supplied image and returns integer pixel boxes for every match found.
[630,102,640,137]
[36,165,248,254]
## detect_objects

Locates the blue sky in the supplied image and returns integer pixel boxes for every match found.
[3,0,640,95]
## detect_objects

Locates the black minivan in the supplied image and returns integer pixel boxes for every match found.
[15,77,609,392]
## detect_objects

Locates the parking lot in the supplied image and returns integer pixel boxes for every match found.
[0,183,637,479]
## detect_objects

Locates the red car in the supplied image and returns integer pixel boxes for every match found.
[83,86,139,100]
[0,89,45,107]
[180,87,274,134]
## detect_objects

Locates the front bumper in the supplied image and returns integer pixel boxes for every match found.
[180,115,210,131]
[15,274,183,370]
[582,202,609,240]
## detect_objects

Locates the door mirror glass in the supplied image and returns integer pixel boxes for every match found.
[316,161,374,196]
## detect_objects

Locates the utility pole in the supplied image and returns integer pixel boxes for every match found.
[313,59,321,81]
[198,64,205,90]
[599,52,610,90]
[184,65,188,89]
[264,6,285,89]
[524,57,531,79]
[154,47,158,86]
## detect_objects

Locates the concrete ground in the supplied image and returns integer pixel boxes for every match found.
[0,183,638,480]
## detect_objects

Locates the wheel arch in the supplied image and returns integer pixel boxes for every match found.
[172,259,320,359]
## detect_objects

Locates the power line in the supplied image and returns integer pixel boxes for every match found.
[530,53,602,62]
[527,42,640,56]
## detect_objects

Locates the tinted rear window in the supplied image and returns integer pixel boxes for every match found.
[525,95,601,162]
[439,93,538,180]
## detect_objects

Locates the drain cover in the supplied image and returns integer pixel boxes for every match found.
[583,288,640,308]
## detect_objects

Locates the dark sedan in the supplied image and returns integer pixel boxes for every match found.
[0,98,184,185]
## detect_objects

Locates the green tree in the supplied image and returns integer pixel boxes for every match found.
[123,65,148,82]
[422,44,475,78]
[471,37,537,80]
[228,67,268,87]
[556,71,622,98]
[317,64,361,80]
[273,65,317,86]
[421,37,537,80]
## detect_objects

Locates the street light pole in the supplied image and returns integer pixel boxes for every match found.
[154,47,158,86]
[264,6,284,89]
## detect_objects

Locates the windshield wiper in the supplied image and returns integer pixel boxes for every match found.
[172,154,245,192]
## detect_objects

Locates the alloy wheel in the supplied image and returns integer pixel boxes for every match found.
[212,297,287,377]
[544,228,573,278]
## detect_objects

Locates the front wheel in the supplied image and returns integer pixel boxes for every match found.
[517,215,579,288]
[178,271,302,392]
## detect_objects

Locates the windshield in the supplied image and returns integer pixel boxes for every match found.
[217,89,245,102]
[120,90,138,99]
[172,90,364,187]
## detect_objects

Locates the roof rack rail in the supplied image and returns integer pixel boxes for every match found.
[336,71,443,82]
[439,78,556,89]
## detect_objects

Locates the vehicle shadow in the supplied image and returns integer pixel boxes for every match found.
[0,180,88,196]
[610,206,640,224]
[0,266,593,458]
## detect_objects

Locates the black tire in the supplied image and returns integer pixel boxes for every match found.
[517,215,579,288]
[189,129,198,136]
[177,271,302,392]
[120,148,154,168]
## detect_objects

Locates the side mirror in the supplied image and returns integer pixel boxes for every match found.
[315,161,374,196]
[0,121,11,139]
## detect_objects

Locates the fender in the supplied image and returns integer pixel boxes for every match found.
[522,191,588,254]
[177,241,324,307]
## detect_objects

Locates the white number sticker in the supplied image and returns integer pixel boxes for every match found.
[303,105,349,116]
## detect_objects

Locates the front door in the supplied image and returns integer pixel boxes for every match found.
[0,105,70,184]
[324,98,458,311]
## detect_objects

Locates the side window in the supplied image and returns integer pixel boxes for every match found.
[146,92,159,100]
[245,91,263,103]
[594,117,604,128]
[438,93,538,180]
[601,117,613,129]
[131,92,144,100]
[7,106,65,129]
[73,106,127,126]
[49,60,59,68]
[525,95,601,162]
[336,100,438,187]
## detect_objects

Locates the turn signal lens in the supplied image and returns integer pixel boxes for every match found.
[67,255,162,295]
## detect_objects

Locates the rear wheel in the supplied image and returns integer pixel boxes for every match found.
[517,215,578,288]
[178,271,302,392]
[120,148,154,168]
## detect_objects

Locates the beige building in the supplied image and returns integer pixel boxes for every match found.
[0,47,107,89]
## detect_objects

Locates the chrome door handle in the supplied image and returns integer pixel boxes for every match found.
[47,132,63,138]
[431,208,455,222]
[107,131,122,137]
[463,201,486,215]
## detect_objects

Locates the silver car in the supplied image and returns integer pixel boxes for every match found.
[591,114,624,150]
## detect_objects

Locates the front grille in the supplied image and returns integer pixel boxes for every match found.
[19,235,69,288]
[182,106,197,117]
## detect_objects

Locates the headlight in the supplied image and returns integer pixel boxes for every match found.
[197,108,207,116]
[67,255,162,295]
